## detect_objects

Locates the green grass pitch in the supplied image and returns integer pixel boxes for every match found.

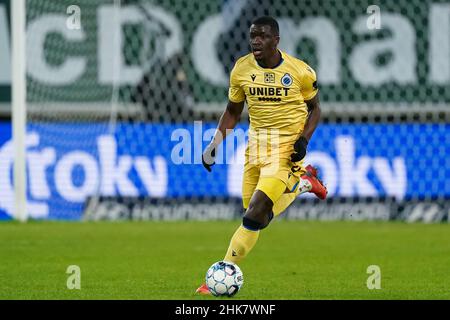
[1,220,450,299]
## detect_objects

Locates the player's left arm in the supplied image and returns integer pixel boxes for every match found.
[291,93,321,162]
[302,93,321,141]
[291,63,321,162]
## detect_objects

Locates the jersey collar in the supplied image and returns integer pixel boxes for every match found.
[253,50,284,69]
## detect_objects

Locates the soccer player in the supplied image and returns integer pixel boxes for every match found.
[196,16,327,295]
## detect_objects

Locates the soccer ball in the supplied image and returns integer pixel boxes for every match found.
[205,261,244,297]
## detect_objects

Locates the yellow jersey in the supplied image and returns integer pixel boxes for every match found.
[228,50,318,156]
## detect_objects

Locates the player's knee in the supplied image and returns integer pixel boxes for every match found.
[243,191,274,230]
[243,207,274,230]
[242,216,263,230]
[242,215,272,230]
[247,194,273,215]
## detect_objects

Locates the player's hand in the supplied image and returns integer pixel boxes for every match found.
[202,144,216,172]
[290,136,308,162]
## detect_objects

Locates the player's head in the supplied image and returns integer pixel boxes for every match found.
[249,16,280,62]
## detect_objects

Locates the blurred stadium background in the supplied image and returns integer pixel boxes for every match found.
[0,0,448,222]
[1,0,450,300]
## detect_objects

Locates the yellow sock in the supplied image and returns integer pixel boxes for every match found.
[224,225,260,264]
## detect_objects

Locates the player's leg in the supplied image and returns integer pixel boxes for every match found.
[273,164,328,216]
[287,164,327,200]
[196,160,263,295]
[241,157,261,213]
[197,187,281,295]
[300,164,327,199]
[223,177,286,264]
[221,161,261,265]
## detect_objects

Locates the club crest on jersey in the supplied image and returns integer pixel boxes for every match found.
[281,73,293,87]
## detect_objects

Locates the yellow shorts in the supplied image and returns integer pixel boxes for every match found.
[242,151,306,210]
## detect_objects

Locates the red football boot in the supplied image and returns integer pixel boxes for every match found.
[195,283,211,295]
[301,165,328,200]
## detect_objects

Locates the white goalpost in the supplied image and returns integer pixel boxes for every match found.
[11,0,27,222]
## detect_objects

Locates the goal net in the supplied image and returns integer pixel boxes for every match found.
[2,0,449,222]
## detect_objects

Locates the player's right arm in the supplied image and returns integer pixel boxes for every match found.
[202,61,245,172]
[202,100,244,172]
[212,100,245,147]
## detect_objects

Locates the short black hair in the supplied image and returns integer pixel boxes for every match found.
[251,16,279,35]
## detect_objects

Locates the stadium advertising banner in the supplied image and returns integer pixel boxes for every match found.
[82,197,450,223]
[1,0,450,109]
[0,122,448,221]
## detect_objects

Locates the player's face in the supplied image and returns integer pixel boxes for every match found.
[249,24,279,62]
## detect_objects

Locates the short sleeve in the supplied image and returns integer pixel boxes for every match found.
[228,63,246,103]
[300,63,318,101]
